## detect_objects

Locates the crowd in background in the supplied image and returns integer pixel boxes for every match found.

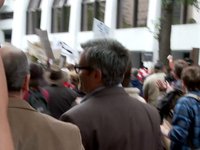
[0,29,200,150]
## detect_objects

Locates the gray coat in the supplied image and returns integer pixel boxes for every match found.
[61,86,162,150]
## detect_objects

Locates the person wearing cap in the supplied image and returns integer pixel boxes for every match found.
[44,65,79,119]
[143,62,166,106]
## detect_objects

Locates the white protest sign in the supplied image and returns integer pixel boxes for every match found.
[36,29,55,59]
[58,41,79,65]
[93,18,113,39]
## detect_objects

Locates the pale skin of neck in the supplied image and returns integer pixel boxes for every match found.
[8,91,24,99]
[0,55,14,150]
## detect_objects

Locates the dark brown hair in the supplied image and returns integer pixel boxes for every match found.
[181,66,200,91]
[174,59,188,79]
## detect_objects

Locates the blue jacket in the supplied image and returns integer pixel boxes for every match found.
[169,91,200,150]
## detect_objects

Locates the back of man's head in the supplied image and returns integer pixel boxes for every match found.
[182,66,200,91]
[174,59,188,79]
[184,58,193,66]
[81,39,130,87]
[154,62,164,73]
[0,43,29,92]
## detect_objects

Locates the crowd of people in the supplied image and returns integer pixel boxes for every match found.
[2,0,200,149]
[0,9,200,149]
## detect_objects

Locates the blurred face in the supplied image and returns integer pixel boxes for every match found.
[0,0,4,8]
[75,53,96,94]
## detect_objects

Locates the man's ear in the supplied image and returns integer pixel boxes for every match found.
[94,68,102,83]
[22,74,30,92]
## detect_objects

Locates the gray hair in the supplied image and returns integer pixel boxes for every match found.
[1,43,29,91]
[81,39,130,87]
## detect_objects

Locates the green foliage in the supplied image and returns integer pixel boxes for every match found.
[162,0,174,7]
[162,0,199,8]
[162,0,174,5]
[181,0,199,8]
[180,0,198,5]
[148,19,161,40]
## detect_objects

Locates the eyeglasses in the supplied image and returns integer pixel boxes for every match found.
[74,65,94,74]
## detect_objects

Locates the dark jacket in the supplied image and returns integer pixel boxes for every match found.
[45,84,78,119]
[61,86,162,150]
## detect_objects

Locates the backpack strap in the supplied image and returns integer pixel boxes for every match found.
[185,93,200,102]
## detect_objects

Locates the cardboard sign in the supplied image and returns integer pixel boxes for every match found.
[27,41,47,64]
[36,29,55,59]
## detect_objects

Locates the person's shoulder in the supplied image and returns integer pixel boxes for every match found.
[38,114,83,150]
[9,103,83,150]
[41,113,81,135]
[143,74,156,86]
[124,87,146,103]
[143,76,156,88]
[127,97,160,121]
[176,95,198,107]
[65,87,79,96]
[143,74,152,82]
[60,95,104,123]
[42,113,72,124]
[143,102,160,116]
[61,102,88,119]
[60,105,88,126]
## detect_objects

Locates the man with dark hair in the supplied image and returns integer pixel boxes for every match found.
[0,43,84,150]
[44,65,79,119]
[169,66,200,150]
[61,39,162,150]
[171,59,188,90]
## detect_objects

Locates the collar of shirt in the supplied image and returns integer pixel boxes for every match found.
[81,84,122,103]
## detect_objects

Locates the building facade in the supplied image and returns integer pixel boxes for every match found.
[1,0,200,67]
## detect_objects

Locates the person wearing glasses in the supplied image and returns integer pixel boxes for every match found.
[61,39,162,150]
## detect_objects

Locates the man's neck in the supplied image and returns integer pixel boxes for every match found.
[8,91,23,99]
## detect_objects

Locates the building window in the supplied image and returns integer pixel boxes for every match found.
[172,1,194,25]
[26,0,41,35]
[3,30,12,42]
[0,12,13,19]
[51,0,71,33]
[81,0,106,31]
[117,0,149,28]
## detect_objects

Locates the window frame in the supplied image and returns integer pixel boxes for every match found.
[116,0,148,29]
[81,0,106,31]
[26,0,41,35]
[51,0,71,33]
[172,1,188,25]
